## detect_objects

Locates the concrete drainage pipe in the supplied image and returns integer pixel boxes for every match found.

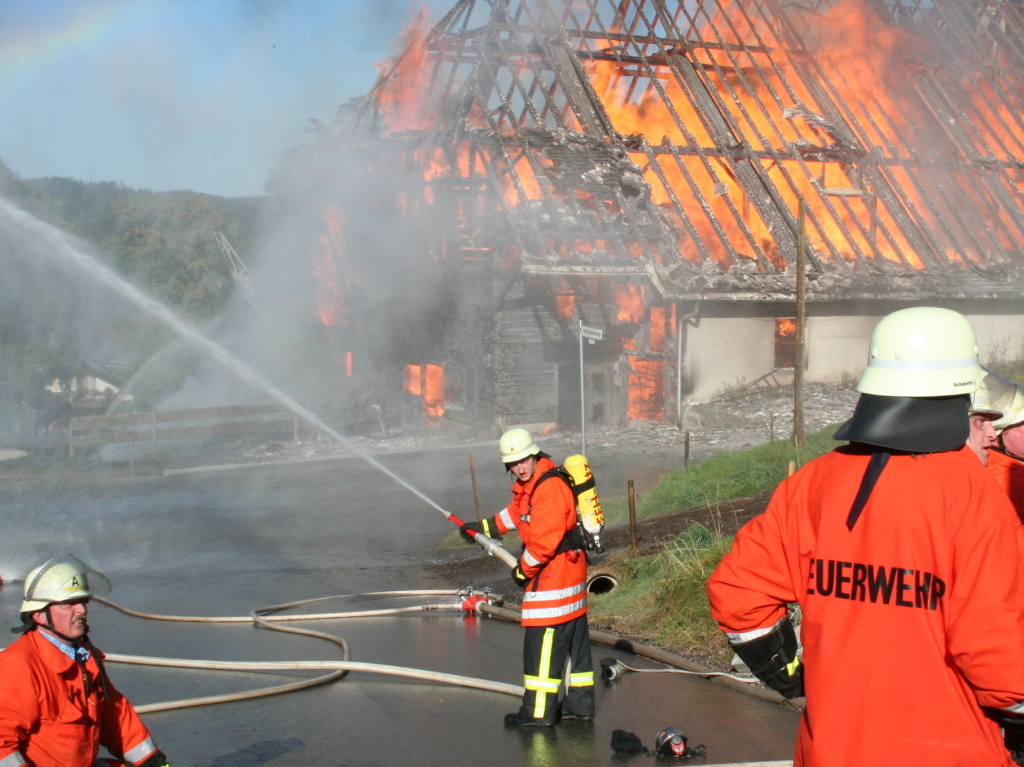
[586,572,619,595]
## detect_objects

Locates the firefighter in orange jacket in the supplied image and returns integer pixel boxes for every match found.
[707,307,1024,767]
[460,428,594,725]
[976,371,1024,521]
[0,555,171,767]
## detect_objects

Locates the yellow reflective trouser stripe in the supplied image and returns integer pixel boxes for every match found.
[533,627,556,719]
[524,675,561,692]
[568,671,594,687]
[786,657,801,676]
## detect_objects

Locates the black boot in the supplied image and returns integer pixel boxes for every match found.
[504,709,558,727]
[560,687,595,720]
[559,706,594,721]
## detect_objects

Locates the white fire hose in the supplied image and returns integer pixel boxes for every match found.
[93,590,523,712]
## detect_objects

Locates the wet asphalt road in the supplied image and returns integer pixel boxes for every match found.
[0,445,799,766]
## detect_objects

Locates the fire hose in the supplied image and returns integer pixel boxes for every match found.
[92,588,799,714]
[93,590,523,713]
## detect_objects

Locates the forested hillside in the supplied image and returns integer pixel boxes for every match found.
[0,157,267,411]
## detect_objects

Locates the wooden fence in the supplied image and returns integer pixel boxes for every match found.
[68,405,299,457]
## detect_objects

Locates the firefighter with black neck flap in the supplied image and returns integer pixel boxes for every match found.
[0,555,172,767]
[707,307,1024,767]
[459,427,595,726]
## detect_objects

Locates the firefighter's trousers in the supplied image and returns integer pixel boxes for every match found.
[515,614,595,721]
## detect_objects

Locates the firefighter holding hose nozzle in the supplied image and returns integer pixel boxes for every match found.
[707,308,1024,766]
[0,555,172,767]
[460,428,595,726]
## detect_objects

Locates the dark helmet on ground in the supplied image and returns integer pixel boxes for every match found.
[654,727,688,757]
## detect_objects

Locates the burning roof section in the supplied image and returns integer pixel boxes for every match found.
[352,0,1024,301]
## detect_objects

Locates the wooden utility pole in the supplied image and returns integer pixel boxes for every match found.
[469,454,482,522]
[627,480,638,551]
[793,200,806,448]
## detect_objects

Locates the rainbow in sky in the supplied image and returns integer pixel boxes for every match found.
[0,1,155,91]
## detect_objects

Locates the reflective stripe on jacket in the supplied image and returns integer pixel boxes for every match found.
[988,448,1024,524]
[0,630,156,767]
[708,445,1024,767]
[495,456,587,627]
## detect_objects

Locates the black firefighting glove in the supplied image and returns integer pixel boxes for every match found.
[511,563,530,589]
[459,516,501,544]
[729,616,804,699]
[136,750,172,767]
[993,707,1024,766]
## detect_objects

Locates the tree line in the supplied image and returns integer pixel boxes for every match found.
[0,158,265,412]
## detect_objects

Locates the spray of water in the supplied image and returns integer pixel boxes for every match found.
[0,198,453,519]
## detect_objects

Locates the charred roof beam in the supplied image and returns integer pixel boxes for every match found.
[568,0,773,270]
[670,0,855,272]
[909,6,1024,263]
[768,0,948,272]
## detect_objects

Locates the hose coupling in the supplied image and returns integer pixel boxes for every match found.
[600,658,628,681]
[460,595,487,613]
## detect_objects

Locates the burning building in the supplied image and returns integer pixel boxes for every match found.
[299,0,1024,430]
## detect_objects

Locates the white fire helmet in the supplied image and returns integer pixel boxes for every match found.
[980,370,1024,433]
[971,369,1016,420]
[499,427,540,465]
[20,554,112,613]
[855,307,984,398]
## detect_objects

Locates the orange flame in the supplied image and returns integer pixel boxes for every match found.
[555,294,576,321]
[627,357,664,422]
[649,307,666,353]
[581,0,956,271]
[776,318,797,338]
[375,7,436,134]
[616,284,645,323]
[424,363,445,418]
[310,207,349,327]
[775,319,798,368]
[404,363,445,418]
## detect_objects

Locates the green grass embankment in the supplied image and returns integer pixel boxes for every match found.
[589,523,735,658]
[589,424,844,660]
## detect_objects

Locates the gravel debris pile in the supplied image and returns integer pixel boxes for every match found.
[217,381,860,467]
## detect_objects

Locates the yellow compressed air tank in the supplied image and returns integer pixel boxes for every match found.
[563,454,603,538]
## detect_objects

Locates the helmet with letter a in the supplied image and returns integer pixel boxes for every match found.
[499,427,541,465]
[834,307,984,453]
[20,554,111,613]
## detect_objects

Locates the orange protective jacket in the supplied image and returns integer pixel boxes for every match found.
[708,445,1024,767]
[988,448,1024,524]
[0,630,157,767]
[494,456,588,627]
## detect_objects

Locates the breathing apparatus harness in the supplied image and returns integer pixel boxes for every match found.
[531,455,605,561]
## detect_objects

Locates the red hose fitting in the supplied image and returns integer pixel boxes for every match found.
[461,595,485,612]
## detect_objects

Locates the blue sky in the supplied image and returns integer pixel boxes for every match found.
[0,0,444,197]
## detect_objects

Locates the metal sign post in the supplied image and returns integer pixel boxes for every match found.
[579,321,603,456]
